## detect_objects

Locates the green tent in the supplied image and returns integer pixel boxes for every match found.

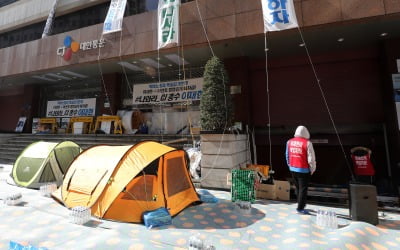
[12,141,81,189]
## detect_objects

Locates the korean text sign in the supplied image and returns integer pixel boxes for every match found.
[133,78,203,104]
[46,98,96,118]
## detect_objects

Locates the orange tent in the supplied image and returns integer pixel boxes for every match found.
[52,141,199,223]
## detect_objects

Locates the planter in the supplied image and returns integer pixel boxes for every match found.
[200,133,250,190]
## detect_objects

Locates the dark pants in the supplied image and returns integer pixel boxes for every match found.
[291,172,310,210]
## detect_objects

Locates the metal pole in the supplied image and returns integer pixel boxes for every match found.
[382,123,392,177]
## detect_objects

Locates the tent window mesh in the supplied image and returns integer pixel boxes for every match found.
[122,175,155,201]
[16,158,44,182]
[142,158,159,175]
[39,163,56,183]
[166,157,190,197]
[54,146,81,174]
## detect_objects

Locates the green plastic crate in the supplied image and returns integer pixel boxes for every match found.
[231,169,256,202]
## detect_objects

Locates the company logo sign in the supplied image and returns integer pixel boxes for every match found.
[56,35,106,61]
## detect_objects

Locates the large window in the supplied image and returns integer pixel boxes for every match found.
[0,0,18,8]
[0,0,193,49]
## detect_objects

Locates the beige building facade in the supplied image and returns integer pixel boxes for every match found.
[1,0,400,192]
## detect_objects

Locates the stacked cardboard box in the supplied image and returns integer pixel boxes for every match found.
[256,180,290,201]
[256,183,276,200]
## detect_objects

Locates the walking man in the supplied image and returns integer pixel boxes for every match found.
[286,125,316,215]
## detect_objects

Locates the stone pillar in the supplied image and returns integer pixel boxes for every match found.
[200,133,250,190]
[99,73,122,115]
[21,84,40,133]
[224,57,252,128]
[381,39,400,192]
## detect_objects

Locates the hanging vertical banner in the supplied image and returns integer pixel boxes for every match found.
[158,0,181,49]
[42,0,59,38]
[261,0,298,32]
[103,0,127,35]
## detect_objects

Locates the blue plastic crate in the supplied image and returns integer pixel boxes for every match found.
[142,207,172,229]
[198,189,219,203]
[9,241,48,250]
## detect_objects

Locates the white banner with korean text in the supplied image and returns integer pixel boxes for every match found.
[46,98,96,118]
[103,0,127,34]
[133,78,203,104]
[261,0,298,32]
[158,0,181,49]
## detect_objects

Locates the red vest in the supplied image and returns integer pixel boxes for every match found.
[287,137,309,169]
[351,154,375,176]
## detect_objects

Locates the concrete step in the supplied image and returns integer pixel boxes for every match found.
[0,133,199,165]
[0,142,26,151]
[0,151,20,157]
[0,159,13,165]
[0,156,17,165]
[10,134,194,144]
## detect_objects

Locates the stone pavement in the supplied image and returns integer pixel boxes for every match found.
[1,164,400,250]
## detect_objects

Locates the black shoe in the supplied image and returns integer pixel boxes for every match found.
[296,209,310,215]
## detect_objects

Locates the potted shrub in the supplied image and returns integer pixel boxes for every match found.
[200,56,233,132]
[199,56,249,190]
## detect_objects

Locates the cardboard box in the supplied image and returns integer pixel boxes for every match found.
[256,183,276,200]
[245,164,270,179]
[274,180,290,201]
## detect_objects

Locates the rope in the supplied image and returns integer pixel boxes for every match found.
[177,8,197,146]
[264,32,273,171]
[122,170,152,212]
[192,0,231,182]
[180,22,186,81]
[177,9,189,142]
[195,0,214,57]
[177,50,185,140]
[156,48,165,143]
[296,26,355,181]
[97,34,113,116]
[118,28,133,97]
